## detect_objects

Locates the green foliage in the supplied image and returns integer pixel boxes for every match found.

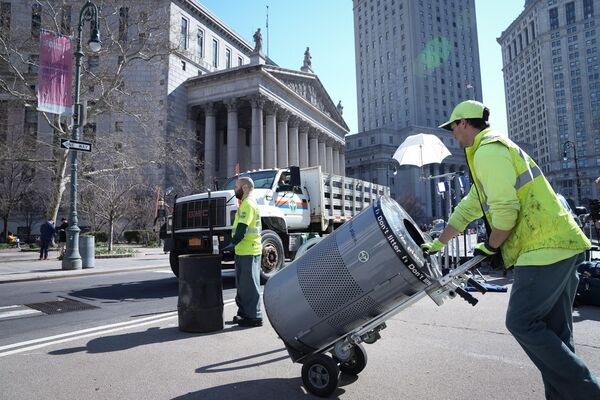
[88,231,109,242]
[123,230,156,244]
[95,247,138,255]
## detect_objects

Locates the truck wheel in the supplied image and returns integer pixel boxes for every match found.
[261,230,285,282]
[170,251,180,277]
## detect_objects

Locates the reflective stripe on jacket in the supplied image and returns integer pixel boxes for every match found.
[464,129,590,267]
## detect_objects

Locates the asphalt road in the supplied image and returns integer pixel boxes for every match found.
[1,267,599,400]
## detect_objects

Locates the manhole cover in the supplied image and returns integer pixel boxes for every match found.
[26,298,98,315]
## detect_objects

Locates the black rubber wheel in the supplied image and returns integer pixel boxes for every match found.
[338,343,368,375]
[169,251,180,277]
[260,230,285,282]
[301,354,340,398]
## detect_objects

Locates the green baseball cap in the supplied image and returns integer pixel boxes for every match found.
[439,100,488,130]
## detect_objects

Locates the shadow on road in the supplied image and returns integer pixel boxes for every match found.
[67,276,236,303]
[171,377,357,399]
[196,348,289,373]
[48,323,253,355]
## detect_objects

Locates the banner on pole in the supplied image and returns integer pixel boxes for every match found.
[37,31,73,116]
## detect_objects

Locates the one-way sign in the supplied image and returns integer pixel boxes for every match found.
[60,139,92,153]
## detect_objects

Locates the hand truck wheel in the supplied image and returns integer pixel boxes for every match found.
[338,343,368,375]
[301,353,340,397]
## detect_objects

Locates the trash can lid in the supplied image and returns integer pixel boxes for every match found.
[373,196,439,285]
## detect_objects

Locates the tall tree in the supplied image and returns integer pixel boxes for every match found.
[0,1,201,228]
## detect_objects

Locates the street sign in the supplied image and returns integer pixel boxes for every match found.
[60,139,92,152]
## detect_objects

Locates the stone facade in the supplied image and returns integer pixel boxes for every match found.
[498,0,600,203]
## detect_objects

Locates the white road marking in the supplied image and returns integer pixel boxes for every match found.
[0,306,43,320]
[0,299,236,358]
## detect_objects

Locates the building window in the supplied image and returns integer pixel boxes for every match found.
[31,3,41,39]
[212,39,218,68]
[181,60,186,71]
[549,8,559,30]
[566,2,575,25]
[0,2,10,39]
[197,28,204,58]
[28,55,38,74]
[88,55,99,70]
[225,48,231,68]
[119,7,128,43]
[180,17,188,49]
[584,0,594,19]
[238,56,243,66]
[61,5,71,35]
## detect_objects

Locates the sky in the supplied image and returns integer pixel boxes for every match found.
[198,0,526,136]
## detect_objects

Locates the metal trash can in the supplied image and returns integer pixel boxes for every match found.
[178,254,223,333]
[264,196,441,360]
[79,235,95,269]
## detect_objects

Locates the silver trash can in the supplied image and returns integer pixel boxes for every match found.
[79,235,95,269]
[264,196,440,360]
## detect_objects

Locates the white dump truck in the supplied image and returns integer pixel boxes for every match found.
[168,166,389,280]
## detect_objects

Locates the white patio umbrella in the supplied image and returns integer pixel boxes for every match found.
[392,133,452,167]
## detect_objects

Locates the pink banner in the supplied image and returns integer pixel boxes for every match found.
[37,31,73,116]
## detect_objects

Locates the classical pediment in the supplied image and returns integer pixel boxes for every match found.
[264,67,348,130]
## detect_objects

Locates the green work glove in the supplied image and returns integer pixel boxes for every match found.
[473,242,499,257]
[420,239,445,254]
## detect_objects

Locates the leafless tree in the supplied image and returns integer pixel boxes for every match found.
[0,0,199,226]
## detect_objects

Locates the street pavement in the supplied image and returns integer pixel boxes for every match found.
[0,247,599,399]
[0,246,170,284]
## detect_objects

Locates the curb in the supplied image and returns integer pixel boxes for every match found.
[0,263,171,284]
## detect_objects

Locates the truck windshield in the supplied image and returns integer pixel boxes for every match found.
[223,170,278,190]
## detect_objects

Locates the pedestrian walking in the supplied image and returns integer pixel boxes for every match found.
[421,100,600,399]
[222,176,263,327]
[39,218,56,261]
[56,218,68,259]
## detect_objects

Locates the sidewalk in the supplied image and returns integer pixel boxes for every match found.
[0,246,170,284]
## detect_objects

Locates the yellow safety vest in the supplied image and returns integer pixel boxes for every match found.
[232,196,262,256]
[466,129,590,267]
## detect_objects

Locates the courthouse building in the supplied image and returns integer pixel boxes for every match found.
[0,0,347,232]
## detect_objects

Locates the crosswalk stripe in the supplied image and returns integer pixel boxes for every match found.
[0,305,43,320]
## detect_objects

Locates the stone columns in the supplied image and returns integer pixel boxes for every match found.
[308,130,319,167]
[203,103,216,188]
[298,126,309,168]
[225,99,239,177]
[264,104,277,169]
[326,139,334,175]
[318,136,327,172]
[339,147,346,177]
[332,143,340,175]
[277,111,289,168]
[250,96,264,170]
[288,117,299,167]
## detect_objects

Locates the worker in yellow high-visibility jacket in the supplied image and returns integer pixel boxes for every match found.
[422,100,599,399]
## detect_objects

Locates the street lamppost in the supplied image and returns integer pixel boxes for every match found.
[62,0,101,270]
[562,140,582,206]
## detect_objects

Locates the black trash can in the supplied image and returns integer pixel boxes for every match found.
[178,254,224,333]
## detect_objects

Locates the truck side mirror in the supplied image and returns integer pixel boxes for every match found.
[290,166,301,187]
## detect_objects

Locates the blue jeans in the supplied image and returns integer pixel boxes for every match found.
[506,253,600,399]
[234,254,262,320]
[39,240,50,259]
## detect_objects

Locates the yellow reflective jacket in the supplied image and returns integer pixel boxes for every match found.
[451,128,590,267]
[232,196,262,256]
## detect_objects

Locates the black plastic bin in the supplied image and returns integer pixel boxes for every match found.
[178,254,224,333]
